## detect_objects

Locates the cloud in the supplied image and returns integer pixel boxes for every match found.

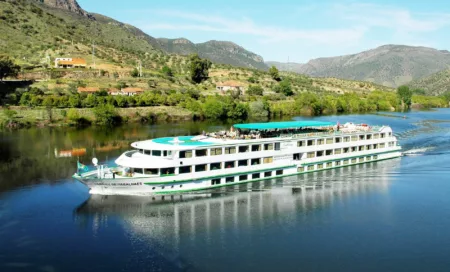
[139,10,367,46]
[333,3,450,33]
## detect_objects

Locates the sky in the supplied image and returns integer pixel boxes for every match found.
[78,0,450,63]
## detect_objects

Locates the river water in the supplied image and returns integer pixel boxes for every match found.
[1,109,450,272]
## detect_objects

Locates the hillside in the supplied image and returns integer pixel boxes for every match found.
[269,45,450,87]
[266,61,304,72]
[408,69,450,95]
[158,38,268,70]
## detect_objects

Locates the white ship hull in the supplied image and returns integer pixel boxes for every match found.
[74,149,402,196]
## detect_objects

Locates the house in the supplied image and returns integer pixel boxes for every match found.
[216,80,245,94]
[109,87,144,96]
[55,58,87,68]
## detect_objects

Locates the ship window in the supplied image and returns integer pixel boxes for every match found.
[359,146,365,151]
[317,139,324,145]
[264,143,274,150]
[251,158,261,165]
[307,165,314,171]
[211,178,221,185]
[366,145,372,150]
[326,138,333,144]
[380,143,385,148]
[239,175,248,181]
[351,158,357,163]
[326,162,332,168]
[307,152,315,158]
[226,176,235,183]
[343,148,349,153]
[374,155,378,160]
[225,161,235,168]
[293,153,301,160]
[297,141,304,147]
[317,151,324,157]
[318,164,324,169]
[276,170,283,175]
[179,166,192,174]
[366,156,371,161]
[307,140,315,146]
[252,144,261,152]
[195,149,207,157]
[344,137,350,142]
[210,162,222,170]
[225,146,236,154]
[374,134,380,139]
[298,167,304,172]
[335,137,341,143]
[134,168,143,174]
[380,133,385,138]
[179,150,192,158]
[139,149,144,154]
[359,135,365,140]
[344,160,349,165]
[144,150,151,155]
[195,164,207,172]
[351,147,357,152]
[144,168,159,175]
[239,146,249,153]
[210,148,223,156]
[388,132,392,137]
[336,161,341,166]
[161,168,175,175]
[263,157,273,163]
[351,136,358,141]
[326,150,333,156]
[275,142,281,150]
[252,173,260,179]
[359,157,365,162]
[334,149,342,155]
[238,160,248,167]
[152,150,161,156]
[373,144,378,149]
[367,134,372,140]
[265,171,272,177]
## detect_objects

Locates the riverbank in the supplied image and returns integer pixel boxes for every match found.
[0,106,194,129]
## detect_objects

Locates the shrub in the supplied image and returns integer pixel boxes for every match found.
[93,104,122,125]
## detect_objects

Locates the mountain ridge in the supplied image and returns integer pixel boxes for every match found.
[268,45,450,87]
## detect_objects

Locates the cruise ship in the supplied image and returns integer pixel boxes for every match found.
[73,121,402,195]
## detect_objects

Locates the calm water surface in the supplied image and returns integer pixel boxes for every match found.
[1,109,450,272]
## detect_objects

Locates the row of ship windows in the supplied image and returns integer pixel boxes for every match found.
[133,157,276,176]
[132,141,396,176]
[299,155,379,172]
[150,154,380,190]
[305,142,395,158]
[138,132,393,158]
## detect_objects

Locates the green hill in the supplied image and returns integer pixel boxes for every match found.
[408,69,450,96]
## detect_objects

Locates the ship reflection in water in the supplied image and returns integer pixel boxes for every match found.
[74,159,399,271]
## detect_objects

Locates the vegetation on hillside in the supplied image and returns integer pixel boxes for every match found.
[0,55,20,81]
[408,69,450,96]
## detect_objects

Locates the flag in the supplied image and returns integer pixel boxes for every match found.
[77,161,88,172]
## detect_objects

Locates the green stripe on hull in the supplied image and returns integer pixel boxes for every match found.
[154,153,401,195]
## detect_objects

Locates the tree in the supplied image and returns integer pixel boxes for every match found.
[161,65,174,77]
[274,79,293,96]
[397,85,412,110]
[0,55,20,81]
[269,65,280,81]
[93,104,122,125]
[189,54,211,83]
[247,85,264,96]
[130,68,139,78]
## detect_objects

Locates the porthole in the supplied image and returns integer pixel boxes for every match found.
[162,186,165,189]
[180,185,182,188]
[152,187,155,190]
[171,185,174,188]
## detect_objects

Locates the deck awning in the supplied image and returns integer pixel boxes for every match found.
[233,121,334,130]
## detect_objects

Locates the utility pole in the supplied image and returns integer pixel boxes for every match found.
[92,41,96,69]
[138,60,142,77]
